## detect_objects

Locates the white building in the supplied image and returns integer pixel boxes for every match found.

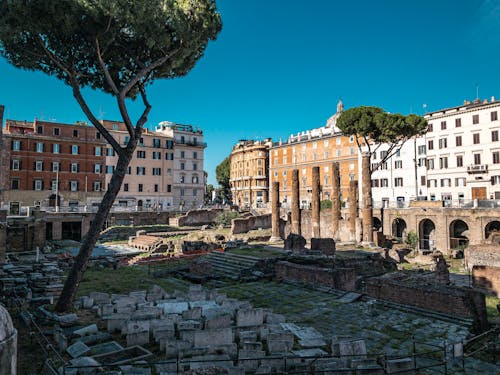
[424,97,500,203]
[156,121,205,210]
[364,137,428,207]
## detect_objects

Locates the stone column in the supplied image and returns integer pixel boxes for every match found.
[361,152,373,243]
[291,169,301,235]
[331,162,341,239]
[349,180,358,241]
[271,181,281,241]
[0,304,17,375]
[312,166,321,238]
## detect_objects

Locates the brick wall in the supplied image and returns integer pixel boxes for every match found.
[275,261,356,291]
[473,265,500,297]
[173,208,223,226]
[231,214,271,234]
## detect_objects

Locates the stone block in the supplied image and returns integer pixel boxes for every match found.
[284,233,306,251]
[178,319,202,331]
[100,304,115,316]
[126,332,149,347]
[146,285,165,302]
[267,339,292,354]
[310,238,336,256]
[385,358,414,374]
[89,291,111,305]
[153,329,174,343]
[114,296,137,309]
[236,308,264,327]
[208,343,238,357]
[180,330,195,344]
[73,324,98,337]
[77,332,112,346]
[81,296,94,309]
[55,329,68,352]
[131,307,162,321]
[331,338,367,359]
[69,356,102,374]
[264,312,286,324]
[194,328,234,347]
[88,341,124,356]
[66,341,90,358]
[241,341,262,351]
[182,306,202,320]
[157,301,189,314]
[205,314,232,330]
[189,300,219,314]
[237,330,258,342]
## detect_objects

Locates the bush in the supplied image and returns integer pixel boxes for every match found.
[320,199,332,211]
[405,230,418,250]
[214,211,239,227]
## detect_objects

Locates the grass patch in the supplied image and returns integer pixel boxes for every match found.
[485,295,500,320]
[77,265,190,297]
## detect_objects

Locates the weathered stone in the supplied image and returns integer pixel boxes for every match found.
[88,341,123,356]
[349,180,358,241]
[236,308,264,327]
[331,162,341,239]
[311,166,321,238]
[66,341,90,358]
[205,314,232,330]
[89,291,111,305]
[264,312,286,324]
[385,358,415,374]
[178,320,202,331]
[73,324,98,337]
[182,306,202,320]
[283,233,306,251]
[271,181,280,240]
[69,356,102,374]
[291,169,301,235]
[105,314,129,333]
[310,238,336,256]
[157,301,189,314]
[194,328,233,347]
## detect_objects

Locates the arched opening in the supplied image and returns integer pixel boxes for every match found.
[484,220,500,240]
[137,200,143,209]
[48,194,61,207]
[449,220,469,249]
[419,219,436,251]
[392,218,407,240]
[373,217,382,232]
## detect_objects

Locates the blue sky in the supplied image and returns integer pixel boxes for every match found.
[1,0,499,185]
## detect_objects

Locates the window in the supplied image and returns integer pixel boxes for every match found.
[371,179,379,187]
[73,129,78,137]
[474,153,481,165]
[493,151,500,164]
[324,151,329,159]
[36,125,43,134]
[180,175,185,183]
[36,142,44,152]
[394,160,403,169]
[380,151,388,159]
[193,189,197,196]
[166,140,173,149]
[96,132,101,139]
[491,111,498,121]
[107,148,115,156]
[394,177,403,187]
[93,181,102,191]
[193,163,198,171]
[381,178,388,187]
[69,180,78,191]
[380,162,388,170]
[492,176,500,185]
[180,150,185,159]
[427,123,433,132]
[94,164,102,173]
[12,140,21,151]
[180,136,185,144]
[455,178,466,187]
[53,128,60,136]
[138,184,143,192]
[124,136,129,145]
[106,165,115,174]
[473,133,480,144]
[136,167,146,175]
[11,160,20,171]
[124,183,129,192]
[336,149,341,157]
[456,155,463,167]
[428,140,434,150]
[492,131,499,142]
[154,184,159,193]
[51,162,59,172]
[455,136,462,147]
[152,151,161,160]
[350,147,355,155]
[473,114,479,124]
[166,153,174,160]
[418,145,426,155]
[53,143,60,154]
[440,121,446,130]
[152,167,161,176]
[34,179,43,191]
[11,179,19,190]
[192,175,199,184]
[167,168,172,176]
[440,178,451,187]
[95,146,102,156]
[438,138,447,149]
[455,118,461,127]
[427,158,435,170]
[439,157,448,169]
[137,150,146,158]
[180,188,185,196]
[35,161,43,171]
[71,145,79,155]
[420,176,426,186]
[127,166,131,174]
[139,137,144,145]
[312,142,317,149]
[71,163,79,173]
[180,162,185,170]
[153,138,161,148]
[167,185,171,192]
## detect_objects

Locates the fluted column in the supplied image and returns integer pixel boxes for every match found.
[331,162,340,239]
[312,166,321,238]
[291,169,301,235]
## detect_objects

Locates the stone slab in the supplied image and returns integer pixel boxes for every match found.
[337,292,362,303]
[236,308,264,327]
[66,341,90,358]
[194,328,233,347]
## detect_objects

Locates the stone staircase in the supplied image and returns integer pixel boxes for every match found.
[204,252,262,280]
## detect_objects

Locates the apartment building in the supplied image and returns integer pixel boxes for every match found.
[102,120,175,210]
[424,97,500,202]
[155,121,205,209]
[269,100,359,207]
[1,118,106,211]
[229,139,272,208]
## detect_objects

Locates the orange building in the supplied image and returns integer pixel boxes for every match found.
[269,100,359,207]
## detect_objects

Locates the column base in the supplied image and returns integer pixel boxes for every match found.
[269,236,282,243]
[361,241,376,248]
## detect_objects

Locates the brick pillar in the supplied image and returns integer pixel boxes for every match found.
[312,166,320,238]
[361,152,373,243]
[271,181,280,241]
[331,162,340,239]
[349,180,358,241]
[291,169,301,235]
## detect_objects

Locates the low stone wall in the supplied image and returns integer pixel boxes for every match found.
[473,265,500,297]
[172,209,224,227]
[275,261,356,291]
[366,276,488,332]
[465,245,500,270]
[231,214,271,235]
[111,211,171,226]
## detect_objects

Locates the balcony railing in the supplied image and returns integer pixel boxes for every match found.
[467,164,488,173]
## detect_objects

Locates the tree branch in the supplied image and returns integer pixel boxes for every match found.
[95,37,119,95]
[134,83,152,137]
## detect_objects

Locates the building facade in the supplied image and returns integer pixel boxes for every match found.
[102,120,175,210]
[156,121,205,209]
[269,100,359,208]
[424,97,500,202]
[1,118,106,211]
[229,139,272,208]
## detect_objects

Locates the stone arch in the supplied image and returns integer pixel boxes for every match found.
[373,217,382,232]
[392,218,407,240]
[419,219,436,251]
[449,219,469,249]
[484,220,500,240]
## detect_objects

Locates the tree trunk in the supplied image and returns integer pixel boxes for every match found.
[55,147,135,312]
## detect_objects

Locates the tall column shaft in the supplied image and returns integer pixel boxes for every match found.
[349,180,358,241]
[361,153,373,243]
[312,166,321,238]
[271,181,280,240]
[331,162,340,239]
[291,169,301,235]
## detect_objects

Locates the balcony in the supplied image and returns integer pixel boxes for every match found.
[467,164,488,174]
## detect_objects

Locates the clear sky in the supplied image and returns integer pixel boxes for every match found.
[1,0,499,185]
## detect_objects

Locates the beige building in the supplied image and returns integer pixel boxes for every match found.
[155,121,205,209]
[229,139,272,208]
[102,120,175,210]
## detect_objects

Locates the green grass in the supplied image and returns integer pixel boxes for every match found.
[77,265,190,297]
[485,295,500,320]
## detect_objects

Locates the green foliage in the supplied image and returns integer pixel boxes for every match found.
[205,183,214,203]
[0,0,222,98]
[216,156,231,201]
[405,230,418,249]
[214,210,238,226]
[320,199,332,211]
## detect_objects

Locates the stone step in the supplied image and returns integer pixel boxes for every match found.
[206,262,247,276]
[205,258,256,271]
[219,252,262,262]
[207,252,259,267]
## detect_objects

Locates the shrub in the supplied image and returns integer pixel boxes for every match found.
[405,230,418,250]
[214,211,239,226]
[320,199,332,211]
